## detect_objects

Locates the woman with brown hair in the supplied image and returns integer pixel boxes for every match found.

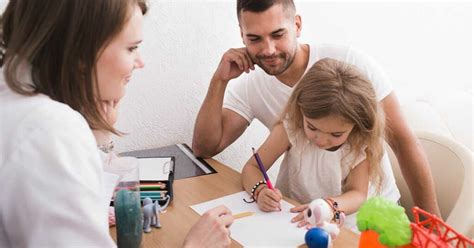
[0,0,232,247]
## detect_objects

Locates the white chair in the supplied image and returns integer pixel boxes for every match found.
[387,130,473,237]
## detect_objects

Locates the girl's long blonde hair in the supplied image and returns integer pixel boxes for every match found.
[284,58,385,192]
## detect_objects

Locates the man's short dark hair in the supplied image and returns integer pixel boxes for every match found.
[237,0,295,21]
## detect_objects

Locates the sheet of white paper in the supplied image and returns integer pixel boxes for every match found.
[191,191,307,247]
[138,157,172,181]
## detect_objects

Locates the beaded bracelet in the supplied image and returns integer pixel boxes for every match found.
[323,198,345,224]
[243,180,266,203]
[253,182,267,203]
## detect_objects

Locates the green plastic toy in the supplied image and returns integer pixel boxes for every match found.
[357,197,412,247]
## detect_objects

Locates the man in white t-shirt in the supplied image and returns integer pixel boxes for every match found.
[192,0,440,216]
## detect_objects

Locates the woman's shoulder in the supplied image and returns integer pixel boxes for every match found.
[1,93,95,160]
[8,92,89,131]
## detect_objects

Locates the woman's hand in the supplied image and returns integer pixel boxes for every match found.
[183,205,234,248]
[290,204,311,228]
[257,187,282,212]
[92,100,119,146]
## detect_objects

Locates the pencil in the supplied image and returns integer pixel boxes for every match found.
[252,147,274,190]
[233,211,255,219]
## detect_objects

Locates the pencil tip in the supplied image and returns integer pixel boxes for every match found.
[252,147,256,153]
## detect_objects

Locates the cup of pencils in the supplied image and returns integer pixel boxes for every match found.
[109,156,142,248]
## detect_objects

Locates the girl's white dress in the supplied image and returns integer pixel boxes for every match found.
[275,120,400,231]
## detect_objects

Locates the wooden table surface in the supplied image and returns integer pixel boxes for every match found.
[110,159,360,247]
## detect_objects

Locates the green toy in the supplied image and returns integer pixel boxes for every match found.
[357,197,412,247]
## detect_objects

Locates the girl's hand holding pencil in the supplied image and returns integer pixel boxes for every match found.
[256,187,283,212]
[252,147,282,212]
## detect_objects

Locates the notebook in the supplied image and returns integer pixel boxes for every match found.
[138,157,173,181]
[137,156,174,203]
[121,143,216,180]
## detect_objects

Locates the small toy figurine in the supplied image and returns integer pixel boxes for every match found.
[304,198,344,241]
[305,227,330,248]
[142,195,171,233]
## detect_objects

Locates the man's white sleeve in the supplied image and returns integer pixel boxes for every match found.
[223,75,254,123]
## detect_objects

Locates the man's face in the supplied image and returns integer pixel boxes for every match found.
[239,4,301,76]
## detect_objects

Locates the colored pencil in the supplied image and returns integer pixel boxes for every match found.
[252,147,274,190]
[233,212,255,219]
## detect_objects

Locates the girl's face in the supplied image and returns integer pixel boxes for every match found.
[303,114,355,151]
[96,5,144,102]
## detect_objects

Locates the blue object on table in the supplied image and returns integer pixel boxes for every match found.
[305,227,330,248]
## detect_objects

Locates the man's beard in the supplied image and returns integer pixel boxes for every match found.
[253,49,296,76]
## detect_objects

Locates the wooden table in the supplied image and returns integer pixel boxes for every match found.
[110,159,360,247]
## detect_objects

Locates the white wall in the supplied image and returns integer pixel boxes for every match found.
[1,1,471,174]
[298,2,472,93]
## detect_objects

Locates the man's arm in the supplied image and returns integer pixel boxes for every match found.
[192,77,249,157]
[381,92,441,216]
[193,48,254,158]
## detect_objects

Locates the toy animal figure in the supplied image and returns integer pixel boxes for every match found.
[304,198,344,241]
[142,195,171,233]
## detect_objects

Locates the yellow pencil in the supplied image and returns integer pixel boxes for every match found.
[233,211,255,219]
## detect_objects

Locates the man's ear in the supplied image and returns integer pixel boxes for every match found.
[295,14,302,38]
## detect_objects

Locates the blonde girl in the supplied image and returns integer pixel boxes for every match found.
[241,58,399,230]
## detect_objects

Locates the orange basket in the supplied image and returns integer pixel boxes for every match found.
[410,207,473,248]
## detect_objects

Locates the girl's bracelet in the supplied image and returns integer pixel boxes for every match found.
[243,180,266,203]
[323,198,345,224]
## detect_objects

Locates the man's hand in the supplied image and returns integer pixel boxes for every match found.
[213,48,255,83]
[183,205,234,248]
[192,48,254,158]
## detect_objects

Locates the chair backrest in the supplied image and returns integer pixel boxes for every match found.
[386,130,473,237]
